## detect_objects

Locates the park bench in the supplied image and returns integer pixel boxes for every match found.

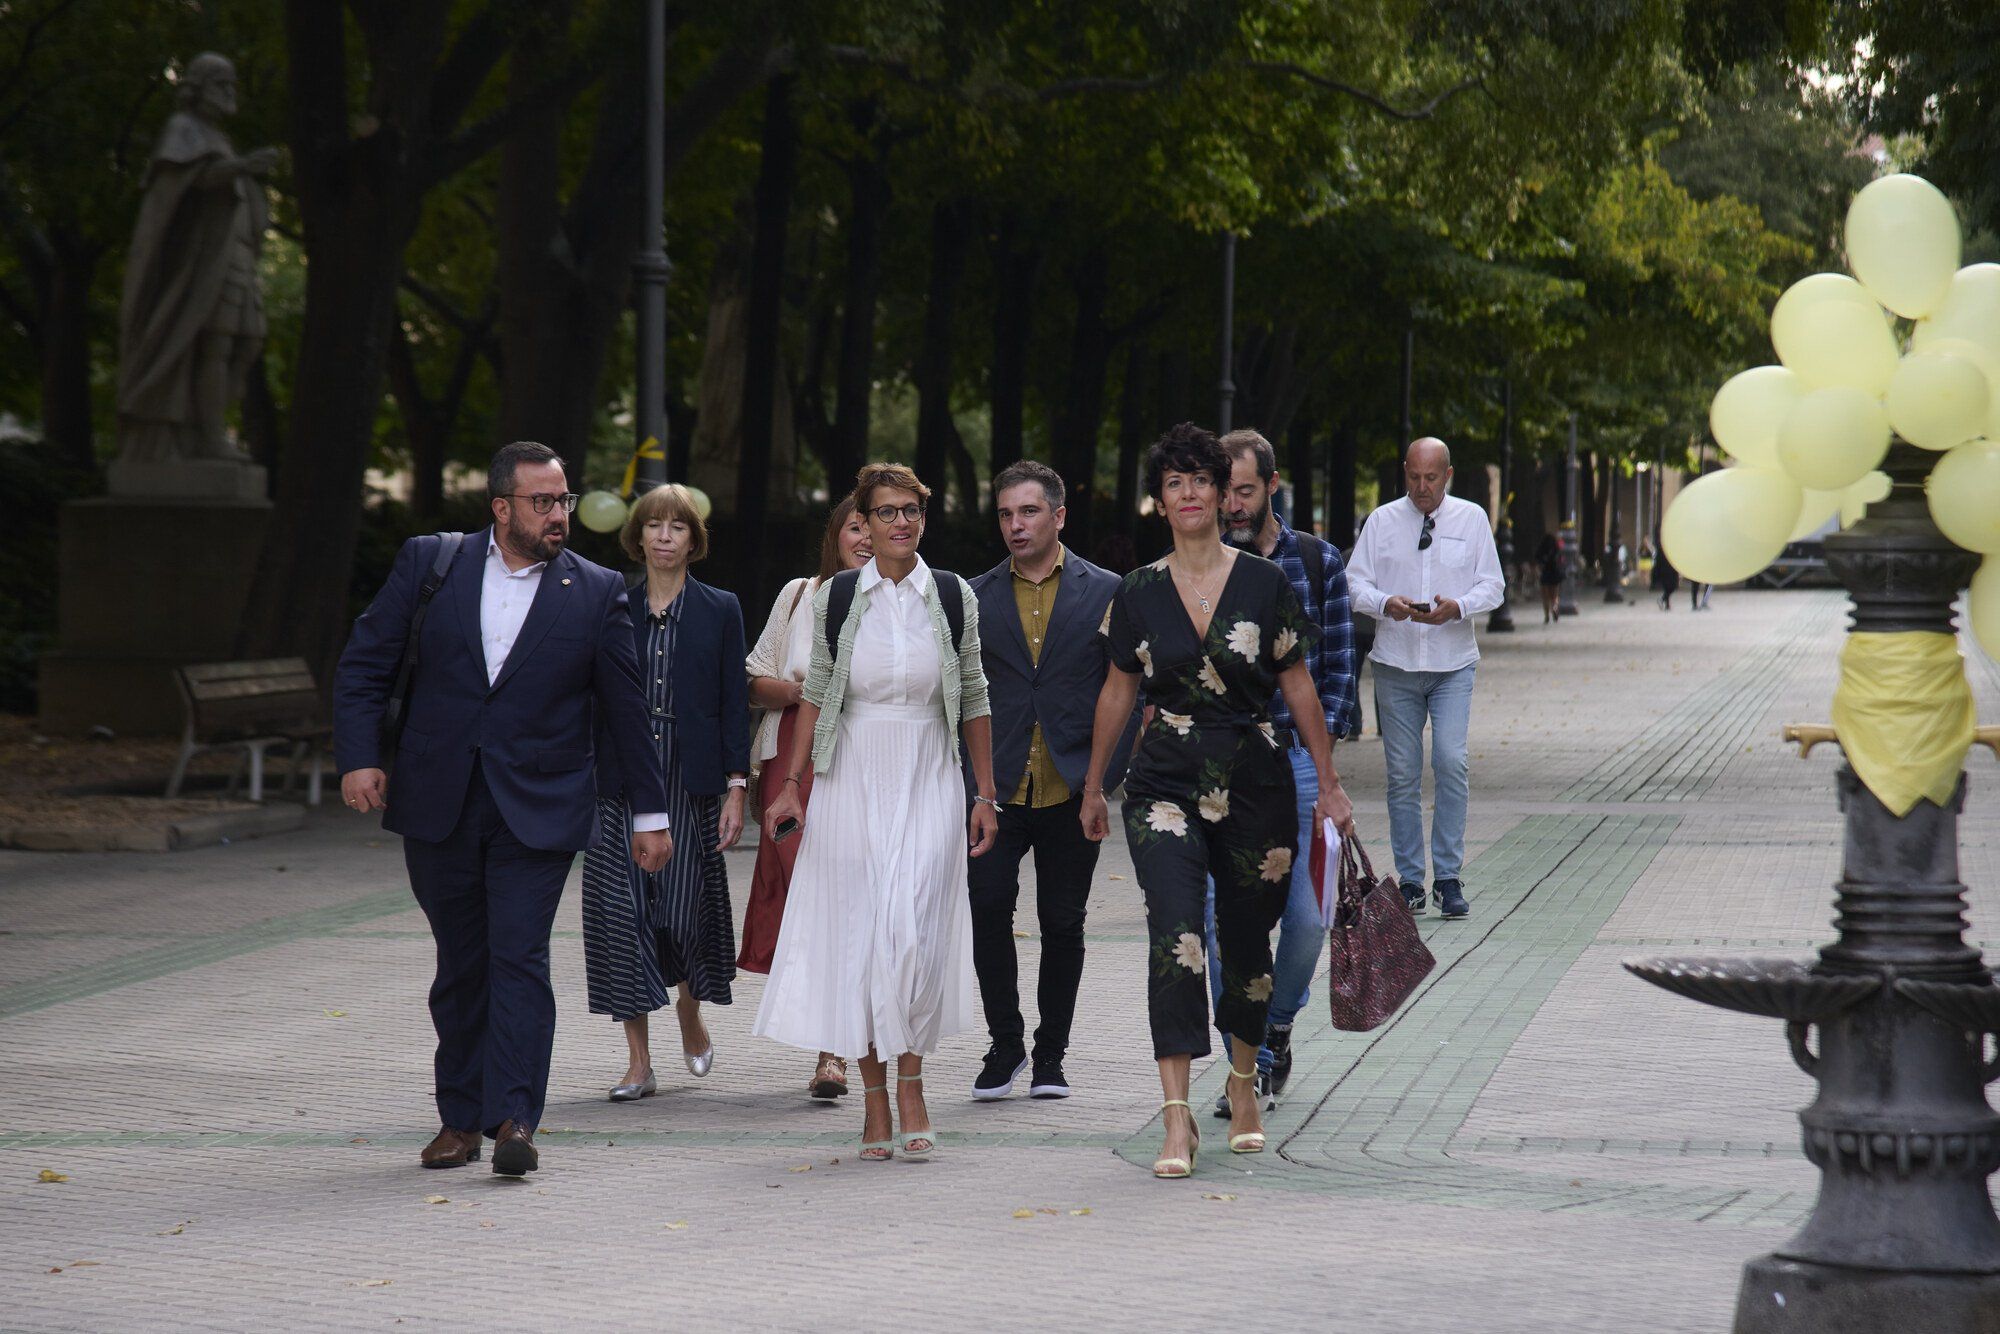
[165,658,330,805]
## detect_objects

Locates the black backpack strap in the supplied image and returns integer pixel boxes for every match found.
[1297,531,1325,623]
[823,567,861,661]
[383,531,463,751]
[936,571,965,650]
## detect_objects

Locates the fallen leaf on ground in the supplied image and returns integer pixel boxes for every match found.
[37,1169,67,1183]
[479,1221,494,1229]
[68,1260,100,1267]
[359,1279,392,1288]
[1202,1192,1236,1201]
[664,1221,689,1230]
[1011,1208,1035,1219]
[1036,1208,1058,1215]
[349,1137,369,1145]
[1069,1208,1092,1216]
[47,1267,60,1274]
[1012,930,1031,938]
[158,1222,189,1236]
[422,1195,449,1205]
[1108,874,1126,881]
[323,1010,346,1018]
[787,1164,811,1173]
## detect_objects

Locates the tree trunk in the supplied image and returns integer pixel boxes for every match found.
[242,353,284,481]
[1287,413,1315,534]
[1155,347,1191,429]
[1326,417,1358,548]
[737,75,796,591]
[386,316,446,521]
[41,242,98,473]
[1052,246,1110,557]
[915,200,969,506]
[1581,450,1600,569]
[1114,338,1148,535]
[831,102,889,487]
[988,214,1040,481]
[497,42,574,468]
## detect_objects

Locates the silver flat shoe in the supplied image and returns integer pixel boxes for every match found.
[608,1069,657,1101]
[684,1045,714,1078]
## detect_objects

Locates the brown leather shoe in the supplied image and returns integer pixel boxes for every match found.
[491,1119,538,1176]
[420,1126,482,1169]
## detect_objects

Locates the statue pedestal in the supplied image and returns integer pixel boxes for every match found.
[37,494,272,736]
[107,457,268,501]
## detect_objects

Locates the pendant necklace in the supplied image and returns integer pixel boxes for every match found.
[1179,558,1223,614]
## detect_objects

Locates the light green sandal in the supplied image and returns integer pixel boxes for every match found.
[1154,1099,1199,1178]
[896,1073,937,1159]
[1226,1066,1266,1154]
[859,1084,894,1162]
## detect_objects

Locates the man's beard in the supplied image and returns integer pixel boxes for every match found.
[510,515,566,562]
[1227,499,1270,544]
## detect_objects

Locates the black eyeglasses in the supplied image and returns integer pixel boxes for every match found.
[1417,513,1435,551]
[501,492,580,515]
[869,503,925,523]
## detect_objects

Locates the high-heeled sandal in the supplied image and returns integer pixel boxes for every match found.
[896,1073,936,1159]
[895,1073,937,1159]
[1154,1099,1198,1178]
[1225,1066,1266,1154]
[859,1084,894,1162]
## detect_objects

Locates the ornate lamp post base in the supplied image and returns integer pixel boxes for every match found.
[1736,1256,2000,1333]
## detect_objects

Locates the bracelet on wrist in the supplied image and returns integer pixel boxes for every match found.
[783,775,802,786]
[972,794,1002,809]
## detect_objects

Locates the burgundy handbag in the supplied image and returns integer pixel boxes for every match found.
[1319,833,1436,1031]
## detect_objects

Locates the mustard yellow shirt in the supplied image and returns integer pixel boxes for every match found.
[1009,548,1070,807]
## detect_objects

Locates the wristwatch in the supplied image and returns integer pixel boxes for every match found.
[727,776,748,790]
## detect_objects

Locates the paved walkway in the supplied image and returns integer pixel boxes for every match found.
[5,588,1999,1331]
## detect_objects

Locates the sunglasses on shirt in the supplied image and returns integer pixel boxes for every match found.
[1418,514,1435,551]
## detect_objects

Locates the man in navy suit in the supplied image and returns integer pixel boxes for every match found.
[966,461,1135,1102]
[334,442,670,1176]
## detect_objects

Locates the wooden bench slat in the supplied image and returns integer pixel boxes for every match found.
[187,673,318,702]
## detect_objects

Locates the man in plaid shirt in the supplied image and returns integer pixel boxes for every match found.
[1203,428,1358,1114]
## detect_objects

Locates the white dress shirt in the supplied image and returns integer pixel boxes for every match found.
[483,536,667,832]
[1346,495,1506,673]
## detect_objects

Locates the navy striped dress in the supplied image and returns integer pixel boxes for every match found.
[580,589,736,1019]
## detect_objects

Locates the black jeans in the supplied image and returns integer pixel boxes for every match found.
[967,794,1099,1062]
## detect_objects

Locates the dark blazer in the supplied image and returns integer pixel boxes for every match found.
[969,547,1137,797]
[332,528,669,852]
[595,575,750,800]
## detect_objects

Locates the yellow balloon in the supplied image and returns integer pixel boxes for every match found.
[1971,557,2000,662]
[1709,366,1802,468]
[1845,173,1962,318]
[1912,264,2000,354]
[578,490,628,533]
[1840,470,1892,527]
[1661,467,1803,586]
[1926,438,2000,553]
[1922,336,2000,439]
[1790,487,1843,542]
[683,485,713,521]
[1775,387,1892,490]
[1771,277,1900,394]
[1886,350,1990,451]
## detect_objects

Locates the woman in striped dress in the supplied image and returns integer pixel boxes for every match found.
[582,484,750,1100]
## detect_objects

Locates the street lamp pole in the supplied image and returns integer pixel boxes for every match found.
[1488,377,1516,633]
[1217,232,1236,433]
[630,0,670,493]
[1602,458,1625,604]
[1558,411,1580,617]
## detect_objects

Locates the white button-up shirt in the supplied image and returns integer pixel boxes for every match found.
[1346,495,1506,673]
[483,536,667,832]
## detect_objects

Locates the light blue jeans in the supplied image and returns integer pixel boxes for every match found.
[1205,744,1322,1072]
[1372,661,1477,888]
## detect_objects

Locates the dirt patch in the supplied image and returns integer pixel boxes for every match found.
[0,714,298,831]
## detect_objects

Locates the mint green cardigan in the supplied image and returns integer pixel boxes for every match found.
[799,563,991,774]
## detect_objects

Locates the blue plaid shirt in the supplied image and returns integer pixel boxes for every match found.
[1227,519,1358,738]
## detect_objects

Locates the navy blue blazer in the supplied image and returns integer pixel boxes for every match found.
[595,576,750,800]
[968,548,1137,797]
[332,528,669,852]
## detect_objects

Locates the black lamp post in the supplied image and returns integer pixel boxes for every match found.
[630,0,670,493]
[1602,459,1625,603]
[1217,232,1236,434]
[1489,378,1516,633]
[1627,441,2000,1332]
[1558,412,1581,616]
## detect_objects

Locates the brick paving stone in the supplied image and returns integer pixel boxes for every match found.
[3,586,1998,1330]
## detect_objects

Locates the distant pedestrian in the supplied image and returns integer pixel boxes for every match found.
[581,484,749,1104]
[1347,437,1506,921]
[332,441,670,1177]
[1211,428,1357,1115]
[755,463,1000,1162]
[1652,551,1681,610]
[738,495,873,1102]
[1535,531,1564,624]
[1693,581,1712,610]
[965,461,1135,1103]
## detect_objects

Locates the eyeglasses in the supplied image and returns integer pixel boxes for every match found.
[1417,514,1435,551]
[869,503,925,523]
[501,492,580,515]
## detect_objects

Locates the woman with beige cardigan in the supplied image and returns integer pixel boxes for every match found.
[741,494,874,1101]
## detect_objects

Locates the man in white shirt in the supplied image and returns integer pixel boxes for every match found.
[1346,438,1506,919]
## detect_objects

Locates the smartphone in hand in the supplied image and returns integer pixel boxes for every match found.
[773,817,800,843]
[1408,601,1432,615]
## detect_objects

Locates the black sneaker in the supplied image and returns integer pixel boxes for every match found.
[1028,1057,1071,1099]
[1265,1024,1294,1099]
[1401,881,1426,913]
[1435,879,1469,919]
[1212,1067,1277,1116]
[972,1045,1029,1100]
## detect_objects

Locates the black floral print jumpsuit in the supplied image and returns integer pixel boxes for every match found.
[1101,553,1316,1059]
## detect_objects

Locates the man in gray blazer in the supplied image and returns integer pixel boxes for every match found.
[966,461,1134,1101]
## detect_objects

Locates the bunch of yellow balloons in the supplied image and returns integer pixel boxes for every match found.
[1665,173,2000,660]
[576,483,714,534]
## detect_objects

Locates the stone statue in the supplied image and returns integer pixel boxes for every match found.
[114,53,278,474]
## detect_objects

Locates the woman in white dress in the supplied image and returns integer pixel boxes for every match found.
[756,463,1000,1161]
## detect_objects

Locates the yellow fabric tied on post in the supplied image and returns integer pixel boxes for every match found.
[1829,632,1977,816]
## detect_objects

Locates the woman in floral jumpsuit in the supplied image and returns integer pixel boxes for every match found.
[1081,423,1354,1177]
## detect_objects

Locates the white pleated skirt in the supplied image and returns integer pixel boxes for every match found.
[752,699,974,1059]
